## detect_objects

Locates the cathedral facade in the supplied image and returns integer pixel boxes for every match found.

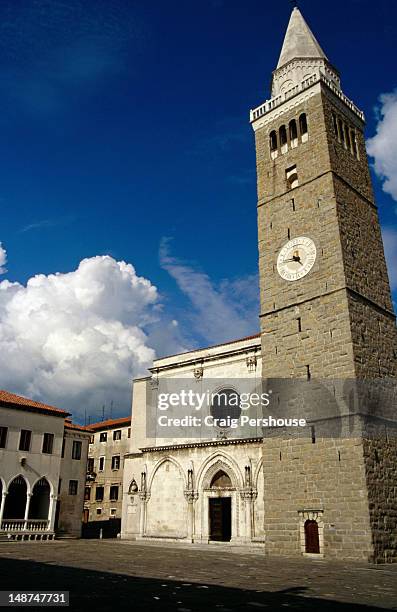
[121,8,397,562]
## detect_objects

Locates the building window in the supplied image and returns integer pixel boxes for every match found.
[19,429,32,452]
[127,428,131,439]
[332,112,338,136]
[269,130,278,159]
[95,486,104,502]
[99,432,107,442]
[286,165,299,189]
[99,457,105,471]
[110,508,117,517]
[345,125,351,151]
[279,125,288,154]
[109,485,119,501]
[0,426,8,449]
[69,480,78,495]
[338,118,345,146]
[351,130,359,158]
[299,113,308,142]
[111,455,121,470]
[61,437,65,458]
[84,486,91,501]
[72,440,82,460]
[87,457,94,473]
[42,433,54,454]
[58,479,62,494]
[96,508,102,516]
[113,430,122,441]
[289,119,298,148]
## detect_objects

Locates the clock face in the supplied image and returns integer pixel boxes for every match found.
[277,237,317,281]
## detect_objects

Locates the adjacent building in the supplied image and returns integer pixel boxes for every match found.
[0,389,90,540]
[83,417,131,525]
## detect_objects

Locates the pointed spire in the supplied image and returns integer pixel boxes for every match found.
[277,7,327,69]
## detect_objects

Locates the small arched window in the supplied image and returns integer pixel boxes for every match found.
[345,125,351,151]
[299,113,308,142]
[269,130,278,159]
[351,130,359,159]
[286,165,299,190]
[332,113,338,137]
[279,125,288,154]
[338,118,345,146]
[289,120,298,148]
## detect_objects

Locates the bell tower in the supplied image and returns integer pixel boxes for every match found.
[251,7,397,562]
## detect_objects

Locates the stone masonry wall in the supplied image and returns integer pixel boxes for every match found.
[262,437,374,561]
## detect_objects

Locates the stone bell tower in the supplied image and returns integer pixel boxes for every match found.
[251,7,397,562]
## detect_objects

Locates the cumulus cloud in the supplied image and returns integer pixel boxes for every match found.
[382,227,397,291]
[0,243,6,274]
[367,91,397,201]
[160,238,259,346]
[0,240,257,420]
[0,252,166,419]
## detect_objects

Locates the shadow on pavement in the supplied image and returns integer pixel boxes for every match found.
[0,557,388,611]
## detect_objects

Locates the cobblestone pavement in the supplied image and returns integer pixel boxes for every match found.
[0,540,396,611]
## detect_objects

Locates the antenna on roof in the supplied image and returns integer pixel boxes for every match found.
[110,400,113,419]
[102,405,105,421]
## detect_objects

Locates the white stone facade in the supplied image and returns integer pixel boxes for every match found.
[121,336,266,545]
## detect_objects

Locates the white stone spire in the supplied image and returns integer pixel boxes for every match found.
[271,7,340,98]
[277,7,327,69]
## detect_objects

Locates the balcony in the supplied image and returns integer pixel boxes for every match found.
[1,519,54,541]
[250,73,365,123]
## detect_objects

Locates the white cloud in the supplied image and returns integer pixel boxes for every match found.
[367,91,397,201]
[0,239,257,420]
[0,243,6,274]
[0,251,168,419]
[382,227,397,291]
[160,239,259,346]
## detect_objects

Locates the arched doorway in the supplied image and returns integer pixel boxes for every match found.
[304,519,320,554]
[3,476,27,519]
[29,478,50,520]
[209,470,232,542]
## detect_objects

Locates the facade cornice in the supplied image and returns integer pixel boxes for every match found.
[132,437,263,454]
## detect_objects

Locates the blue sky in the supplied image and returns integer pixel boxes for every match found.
[0,0,396,419]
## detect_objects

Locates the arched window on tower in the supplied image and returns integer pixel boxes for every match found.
[299,113,308,142]
[345,125,351,152]
[279,125,288,154]
[332,113,338,137]
[289,119,298,149]
[286,165,299,190]
[351,130,359,159]
[338,118,345,147]
[269,130,278,160]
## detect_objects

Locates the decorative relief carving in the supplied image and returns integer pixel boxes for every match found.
[194,367,203,380]
[246,355,257,372]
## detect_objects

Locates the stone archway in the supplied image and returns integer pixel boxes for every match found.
[3,476,27,519]
[208,470,233,542]
[199,458,240,543]
[29,478,50,521]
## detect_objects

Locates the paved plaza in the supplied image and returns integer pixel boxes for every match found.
[0,540,396,610]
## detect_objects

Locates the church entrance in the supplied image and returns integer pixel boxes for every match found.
[209,497,231,542]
